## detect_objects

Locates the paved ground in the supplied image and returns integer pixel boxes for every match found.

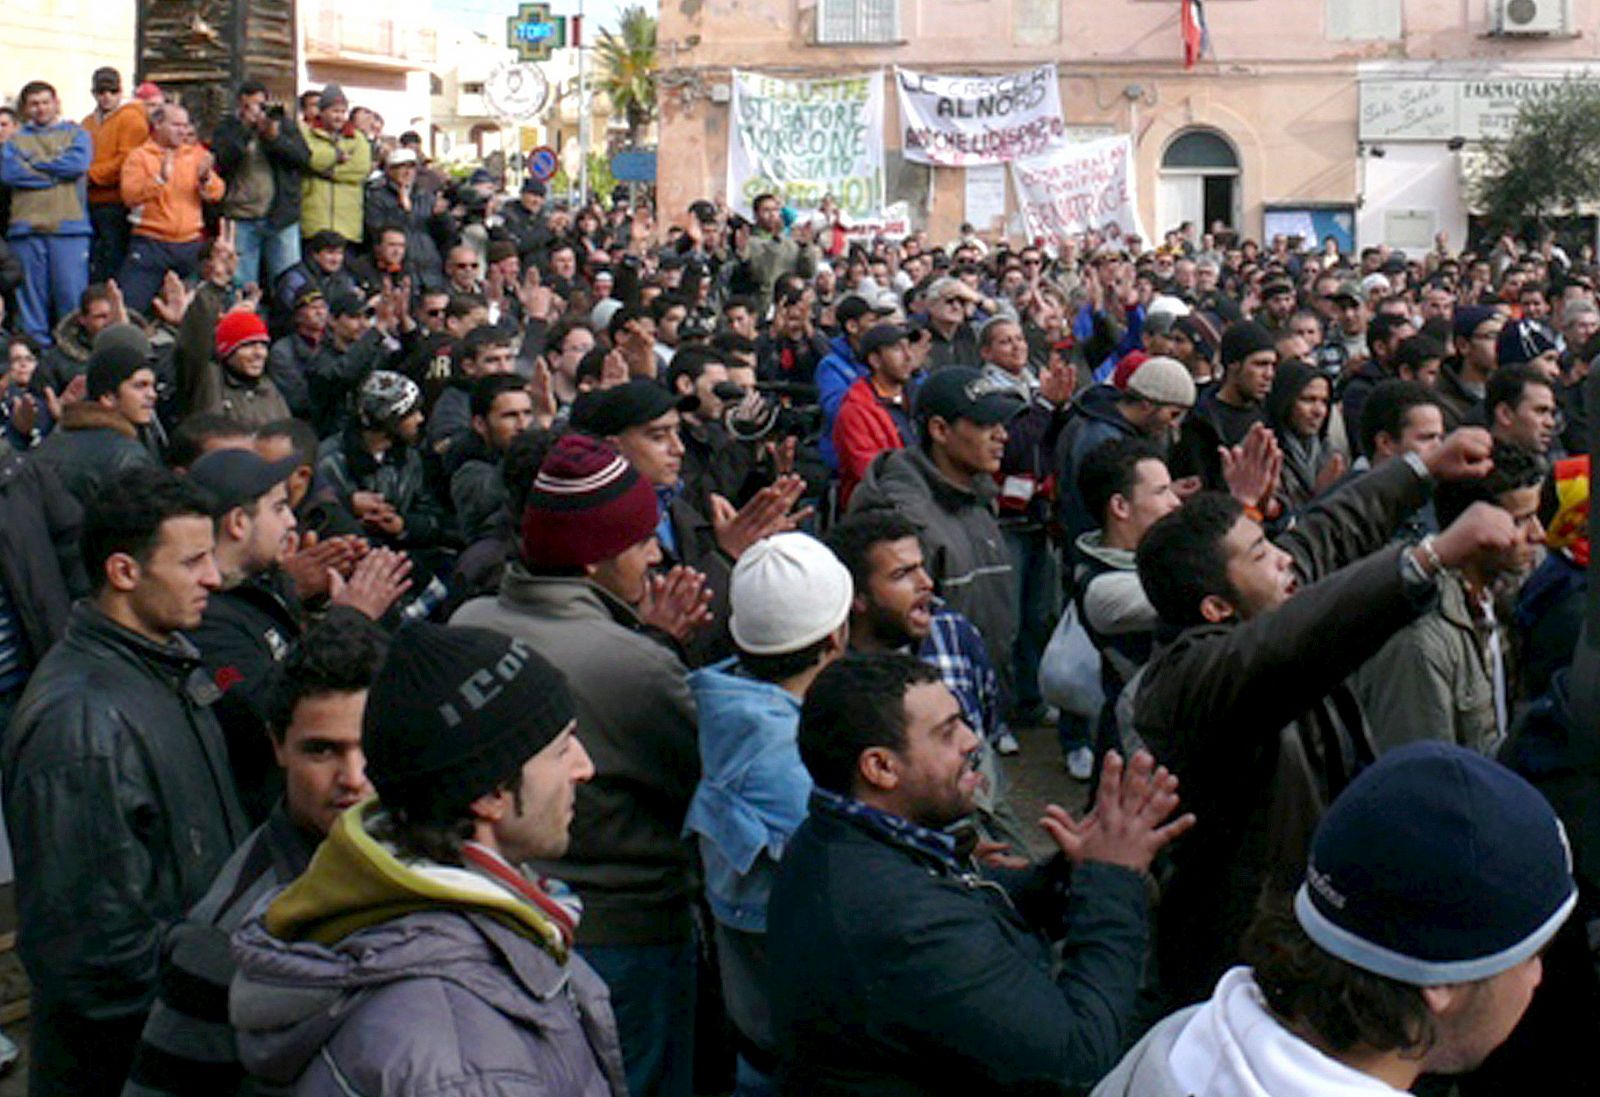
[0,714,1087,1094]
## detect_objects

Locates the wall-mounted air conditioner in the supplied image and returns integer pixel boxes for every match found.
[1490,0,1571,35]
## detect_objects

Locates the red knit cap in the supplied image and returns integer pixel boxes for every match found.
[215,311,270,360]
[521,434,662,569]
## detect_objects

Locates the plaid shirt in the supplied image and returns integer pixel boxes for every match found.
[918,604,1003,743]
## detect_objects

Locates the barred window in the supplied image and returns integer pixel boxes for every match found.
[815,0,900,45]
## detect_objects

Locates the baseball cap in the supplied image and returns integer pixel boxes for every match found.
[1331,279,1365,304]
[386,148,418,166]
[837,293,895,326]
[858,323,911,358]
[914,366,1025,426]
[188,449,299,516]
[91,67,121,93]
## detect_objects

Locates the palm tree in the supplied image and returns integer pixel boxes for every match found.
[593,6,657,148]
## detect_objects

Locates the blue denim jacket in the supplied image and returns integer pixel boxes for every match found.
[683,660,810,932]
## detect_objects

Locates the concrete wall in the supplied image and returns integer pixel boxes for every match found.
[657,0,1600,244]
[1,0,137,120]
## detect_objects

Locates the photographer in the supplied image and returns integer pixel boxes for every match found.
[212,80,311,289]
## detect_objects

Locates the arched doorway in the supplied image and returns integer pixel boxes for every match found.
[1158,129,1240,237]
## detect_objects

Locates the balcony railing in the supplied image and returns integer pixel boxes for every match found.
[304,6,438,66]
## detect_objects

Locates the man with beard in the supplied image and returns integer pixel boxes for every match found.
[767,653,1194,1094]
[849,367,1022,701]
[1131,427,1525,1005]
[1172,320,1278,489]
[825,508,1031,853]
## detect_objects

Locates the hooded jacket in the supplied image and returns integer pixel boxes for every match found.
[685,660,809,933]
[850,445,1017,698]
[1091,968,1399,1097]
[1133,456,1437,1005]
[452,567,701,946]
[30,399,159,507]
[816,332,867,471]
[1054,384,1142,546]
[1266,360,1336,510]
[230,801,627,1096]
[2,603,250,1019]
[298,122,371,244]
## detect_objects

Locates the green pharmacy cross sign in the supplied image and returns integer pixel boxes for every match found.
[507,3,569,62]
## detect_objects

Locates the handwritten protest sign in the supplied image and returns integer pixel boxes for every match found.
[1009,135,1141,241]
[896,65,1067,167]
[727,70,884,217]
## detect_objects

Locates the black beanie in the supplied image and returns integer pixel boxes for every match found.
[1220,320,1277,367]
[86,324,152,398]
[364,621,575,821]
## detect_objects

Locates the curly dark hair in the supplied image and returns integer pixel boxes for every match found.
[1243,898,1437,1058]
[264,610,389,744]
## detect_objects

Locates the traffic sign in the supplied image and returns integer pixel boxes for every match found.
[528,146,559,182]
[507,2,569,62]
[611,148,657,182]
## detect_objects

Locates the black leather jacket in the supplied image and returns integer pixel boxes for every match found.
[2,603,249,1018]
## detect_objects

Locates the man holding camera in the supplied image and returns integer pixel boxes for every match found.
[213,80,311,289]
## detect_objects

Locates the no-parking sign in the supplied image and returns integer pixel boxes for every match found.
[528,146,559,182]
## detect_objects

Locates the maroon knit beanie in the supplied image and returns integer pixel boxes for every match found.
[521,434,661,569]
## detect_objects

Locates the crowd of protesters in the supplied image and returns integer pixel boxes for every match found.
[0,63,1595,1097]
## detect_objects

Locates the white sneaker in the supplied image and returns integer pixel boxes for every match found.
[1067,746,1094,781]
[0,1029,19,1074]
[995,730,1021,755]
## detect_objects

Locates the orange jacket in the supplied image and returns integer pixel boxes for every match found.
[121,141,226,243]
[84,102,150,206]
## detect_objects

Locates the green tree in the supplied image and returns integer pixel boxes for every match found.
[594,5,657,148]
[1475,81,1600,231]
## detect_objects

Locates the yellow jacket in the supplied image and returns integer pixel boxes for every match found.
[299,122,371,244]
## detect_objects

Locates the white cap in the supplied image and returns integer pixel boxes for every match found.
[590,298,624,330]
[1147,295,1191,320]
[1361,272,1392,296]
[729,533,854,655]
[387,148,418,166]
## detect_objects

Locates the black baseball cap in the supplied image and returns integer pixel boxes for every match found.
[92,67,121,93]
[521,178,547,196]
[859,323,911,358]
[188,449,299,516]
[914,367,1025,426]
[837,293,895,325]
[328,292,368,319]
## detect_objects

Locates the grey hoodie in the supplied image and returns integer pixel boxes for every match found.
[232,909,627,1096]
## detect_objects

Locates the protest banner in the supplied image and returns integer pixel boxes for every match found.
[837,202,913,245]
[1009,135,1142,241]
[896,65,1068,167]
[727,70,885,218]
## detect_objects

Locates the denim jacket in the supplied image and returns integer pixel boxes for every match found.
[683,659,810,931]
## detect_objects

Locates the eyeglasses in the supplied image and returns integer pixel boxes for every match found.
[424,307,446,317]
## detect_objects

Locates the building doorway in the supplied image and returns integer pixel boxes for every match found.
[1158,128,1240,237]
